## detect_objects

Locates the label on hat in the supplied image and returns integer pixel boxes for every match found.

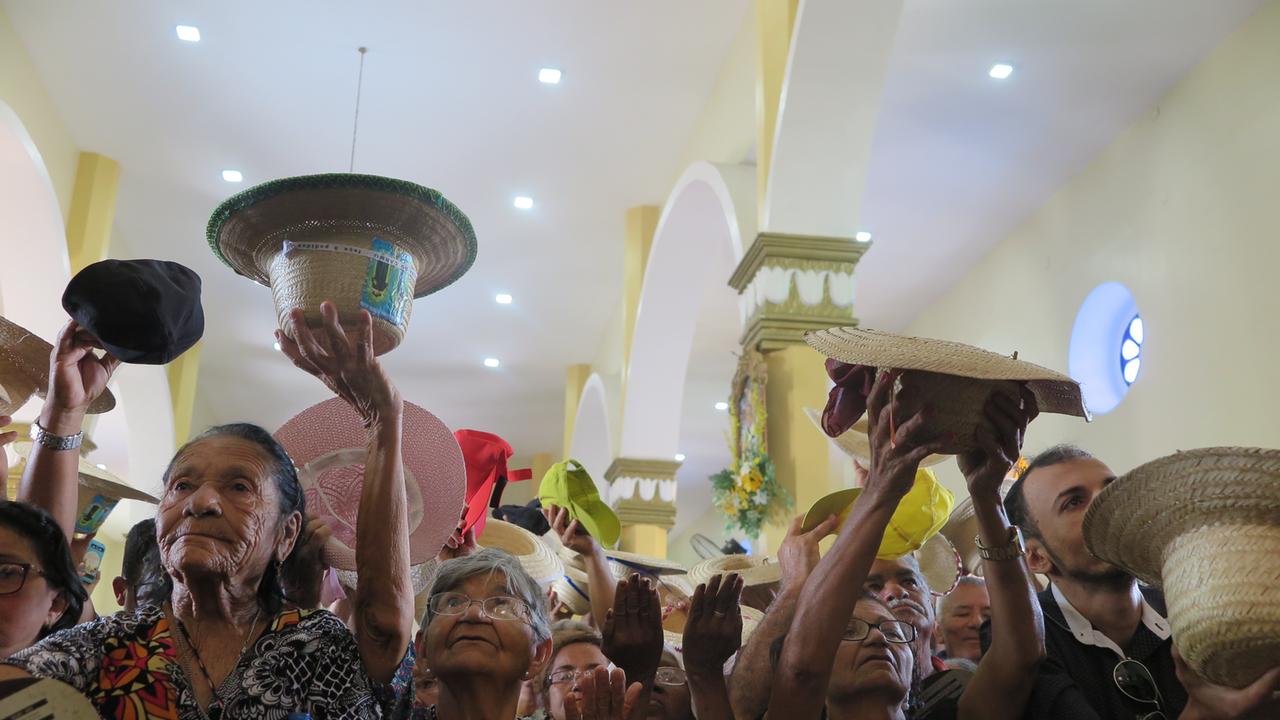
[75,494,119,536]
[360,238,415,327]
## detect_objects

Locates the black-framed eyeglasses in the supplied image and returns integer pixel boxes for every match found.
[428,591,532,624]
[1113,658,1168,720]
[0,562,44,596]
[842,618,916,644]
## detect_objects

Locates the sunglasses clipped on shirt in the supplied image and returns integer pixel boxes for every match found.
[1113,657,1168,720]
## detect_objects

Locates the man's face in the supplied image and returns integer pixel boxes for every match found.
[937,582,990,662]
[1021,458,1127,584]
[865,558,933,640]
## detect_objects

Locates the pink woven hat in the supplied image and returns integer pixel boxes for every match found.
[274,398,465,571]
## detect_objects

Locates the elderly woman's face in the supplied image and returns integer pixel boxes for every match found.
[423,572,548,684]
[0,525,66,659]
[157,436,298,589]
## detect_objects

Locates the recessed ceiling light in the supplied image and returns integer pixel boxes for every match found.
[176,25,201,42]
[495,293,513,305]
[95,463,108,470]
[989,63,1014,80]
[674,453,686,462]
[854,231,872,243]
[513,196,534,210]
[714,402,729,411]
[222,170,243,183]
[538,68,562,84]
[483,357,501,368]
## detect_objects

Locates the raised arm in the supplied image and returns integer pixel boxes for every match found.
[768,371,939,720]
[681,573,744,720]
[18,320,119,540]
[728,513,837,719]
[278,302,412,684]
[956,389,1046,720]
[545,503,616,630]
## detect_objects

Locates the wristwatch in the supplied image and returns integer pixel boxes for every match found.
[975,526,1026,562]
[30,420,84,452]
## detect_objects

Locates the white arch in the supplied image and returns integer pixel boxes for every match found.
[619,161,755,459]
[763,0,904,236]
[568,373,613,495]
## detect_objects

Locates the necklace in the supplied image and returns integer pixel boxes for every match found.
[174,605,263,711]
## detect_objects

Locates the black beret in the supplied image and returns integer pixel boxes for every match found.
[62,259,204,365]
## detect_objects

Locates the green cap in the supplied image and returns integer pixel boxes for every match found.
[538,459,621,547]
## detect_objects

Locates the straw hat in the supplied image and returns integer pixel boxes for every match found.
[1083,447,1280,689]
[664,606,764,654]
[553,564,594,616]
[915,532,962,596]
[477,518,564,587]
[939,479,1017,577]
[687,554,782,589]
[803,407,950,469]
[9,441,156,538]
[605,550,688,577]
[336,561,438,596]
[274,398,465,571]
[804,327,1087,454]
[0,315,115,415]
[207,173,477,356]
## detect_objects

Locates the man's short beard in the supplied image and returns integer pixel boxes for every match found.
[1040,535,1133,591]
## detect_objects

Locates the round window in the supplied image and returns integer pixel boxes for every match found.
[1068,283,1144,416]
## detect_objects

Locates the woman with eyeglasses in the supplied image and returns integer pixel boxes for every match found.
[0,500,87,659]
[543,621,611,720]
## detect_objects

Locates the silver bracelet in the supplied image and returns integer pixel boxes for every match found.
[30,420,83,452]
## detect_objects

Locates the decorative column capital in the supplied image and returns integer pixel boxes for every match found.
[605,457,681,530]
[728,232,869,351]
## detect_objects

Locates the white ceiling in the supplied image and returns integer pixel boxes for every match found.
[3,0,750,459]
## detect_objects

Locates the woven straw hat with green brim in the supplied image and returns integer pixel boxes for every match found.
[538,459,620,548]
[207,173,477,356]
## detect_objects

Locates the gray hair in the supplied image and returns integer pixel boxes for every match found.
[425,548,552,644]
[937,575,987,617]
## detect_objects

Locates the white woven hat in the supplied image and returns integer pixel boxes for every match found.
[477,518,564,587]
[687,554,782,588]
[0,315,115,415]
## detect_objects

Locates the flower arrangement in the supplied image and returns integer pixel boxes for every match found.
[709,350,791,539]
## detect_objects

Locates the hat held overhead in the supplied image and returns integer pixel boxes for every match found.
[538,459,620,548]
[0,315,115,416]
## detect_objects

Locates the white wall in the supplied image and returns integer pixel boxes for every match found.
[908,1,1280,496]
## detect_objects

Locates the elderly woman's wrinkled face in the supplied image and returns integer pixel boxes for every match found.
[423,572,549,684]
[157,436,298,589]
[828,599,913,705]
[544,642,610,720]
[0,526,66,659]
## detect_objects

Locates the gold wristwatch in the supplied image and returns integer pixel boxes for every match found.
[975,526,1026,562]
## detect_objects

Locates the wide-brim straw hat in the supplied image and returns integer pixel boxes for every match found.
[664,606,764,654]
[274,397,465,571]
[336,560,438,596]
[915,532,963,596]
[553,564,594,616]
[477,518,564,587]
[804,327,1088,454]
[803,407,950,469]
[1083,447,1280,689]
[0,316,115,415]
[605,550,689,577]
[687,554,782,589]
[10,441,156,537]
[207,173,477,356]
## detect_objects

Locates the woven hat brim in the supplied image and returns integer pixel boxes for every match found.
[477,518,564,585]
[606,550,689,576]
[917,532,962,596]
[687,554,782,588]
[274,398,466,571]
[0,316,115,414]
[802,407,950,468]
[664,607,764,655]
[940,479,1017,576]
[208,173,477,299]
[337,560,438,596]
[803,327,1088,420]
[1083,447,1280,587]
[11,441,156,503]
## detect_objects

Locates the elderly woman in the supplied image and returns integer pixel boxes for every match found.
[0,499,87,659]
[407,548,554,720]
[1,304,414,717]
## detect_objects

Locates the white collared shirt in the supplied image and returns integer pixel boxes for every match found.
[1050,581,1171,659]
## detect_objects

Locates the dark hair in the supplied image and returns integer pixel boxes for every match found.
[163,423,305,613]
[122,519,170,609]
[1004,444,1095,540]
[0,501,88,636]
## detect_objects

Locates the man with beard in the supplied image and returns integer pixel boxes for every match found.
[1006,445,1278,719]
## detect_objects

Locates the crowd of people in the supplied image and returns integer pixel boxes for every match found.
[1,294,1278,719]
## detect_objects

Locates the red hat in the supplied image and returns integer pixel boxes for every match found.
[455,430,532,536]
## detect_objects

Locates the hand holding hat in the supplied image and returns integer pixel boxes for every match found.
[43,319,121,429]
[957,387,1039,499]
[821,359,876,437]
[864,370,947,504]
[545,502,602,558]
[539,460,620,548]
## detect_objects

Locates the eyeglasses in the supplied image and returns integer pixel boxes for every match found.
[655,667,687,686]
[1113,658,1168,720]
[428,592,532,623]
[546,666,614,687]
[841,618,916,644]
[0,562,45,596]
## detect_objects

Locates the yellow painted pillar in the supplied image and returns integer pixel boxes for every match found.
[166,343,202,444]
[605,458,679,556]
[620,525,668,558]
[531,452,554,485]
[621,205,659,397]
[755,0,799,226]
[64,152,121,273]
[563,364,592,459]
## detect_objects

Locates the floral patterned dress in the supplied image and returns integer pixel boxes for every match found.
[2,604,385,719]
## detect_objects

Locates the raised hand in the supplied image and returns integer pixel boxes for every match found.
[276,302,401,428]
[601,574,664,684]
[565,666,646,720]
[682,573,744,675]
[42,321,120,432]
[864,370,944,504]
[544,502,600,557]
[777,513,838,590]
[438,508,478,562]
[958,386,1039,498]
